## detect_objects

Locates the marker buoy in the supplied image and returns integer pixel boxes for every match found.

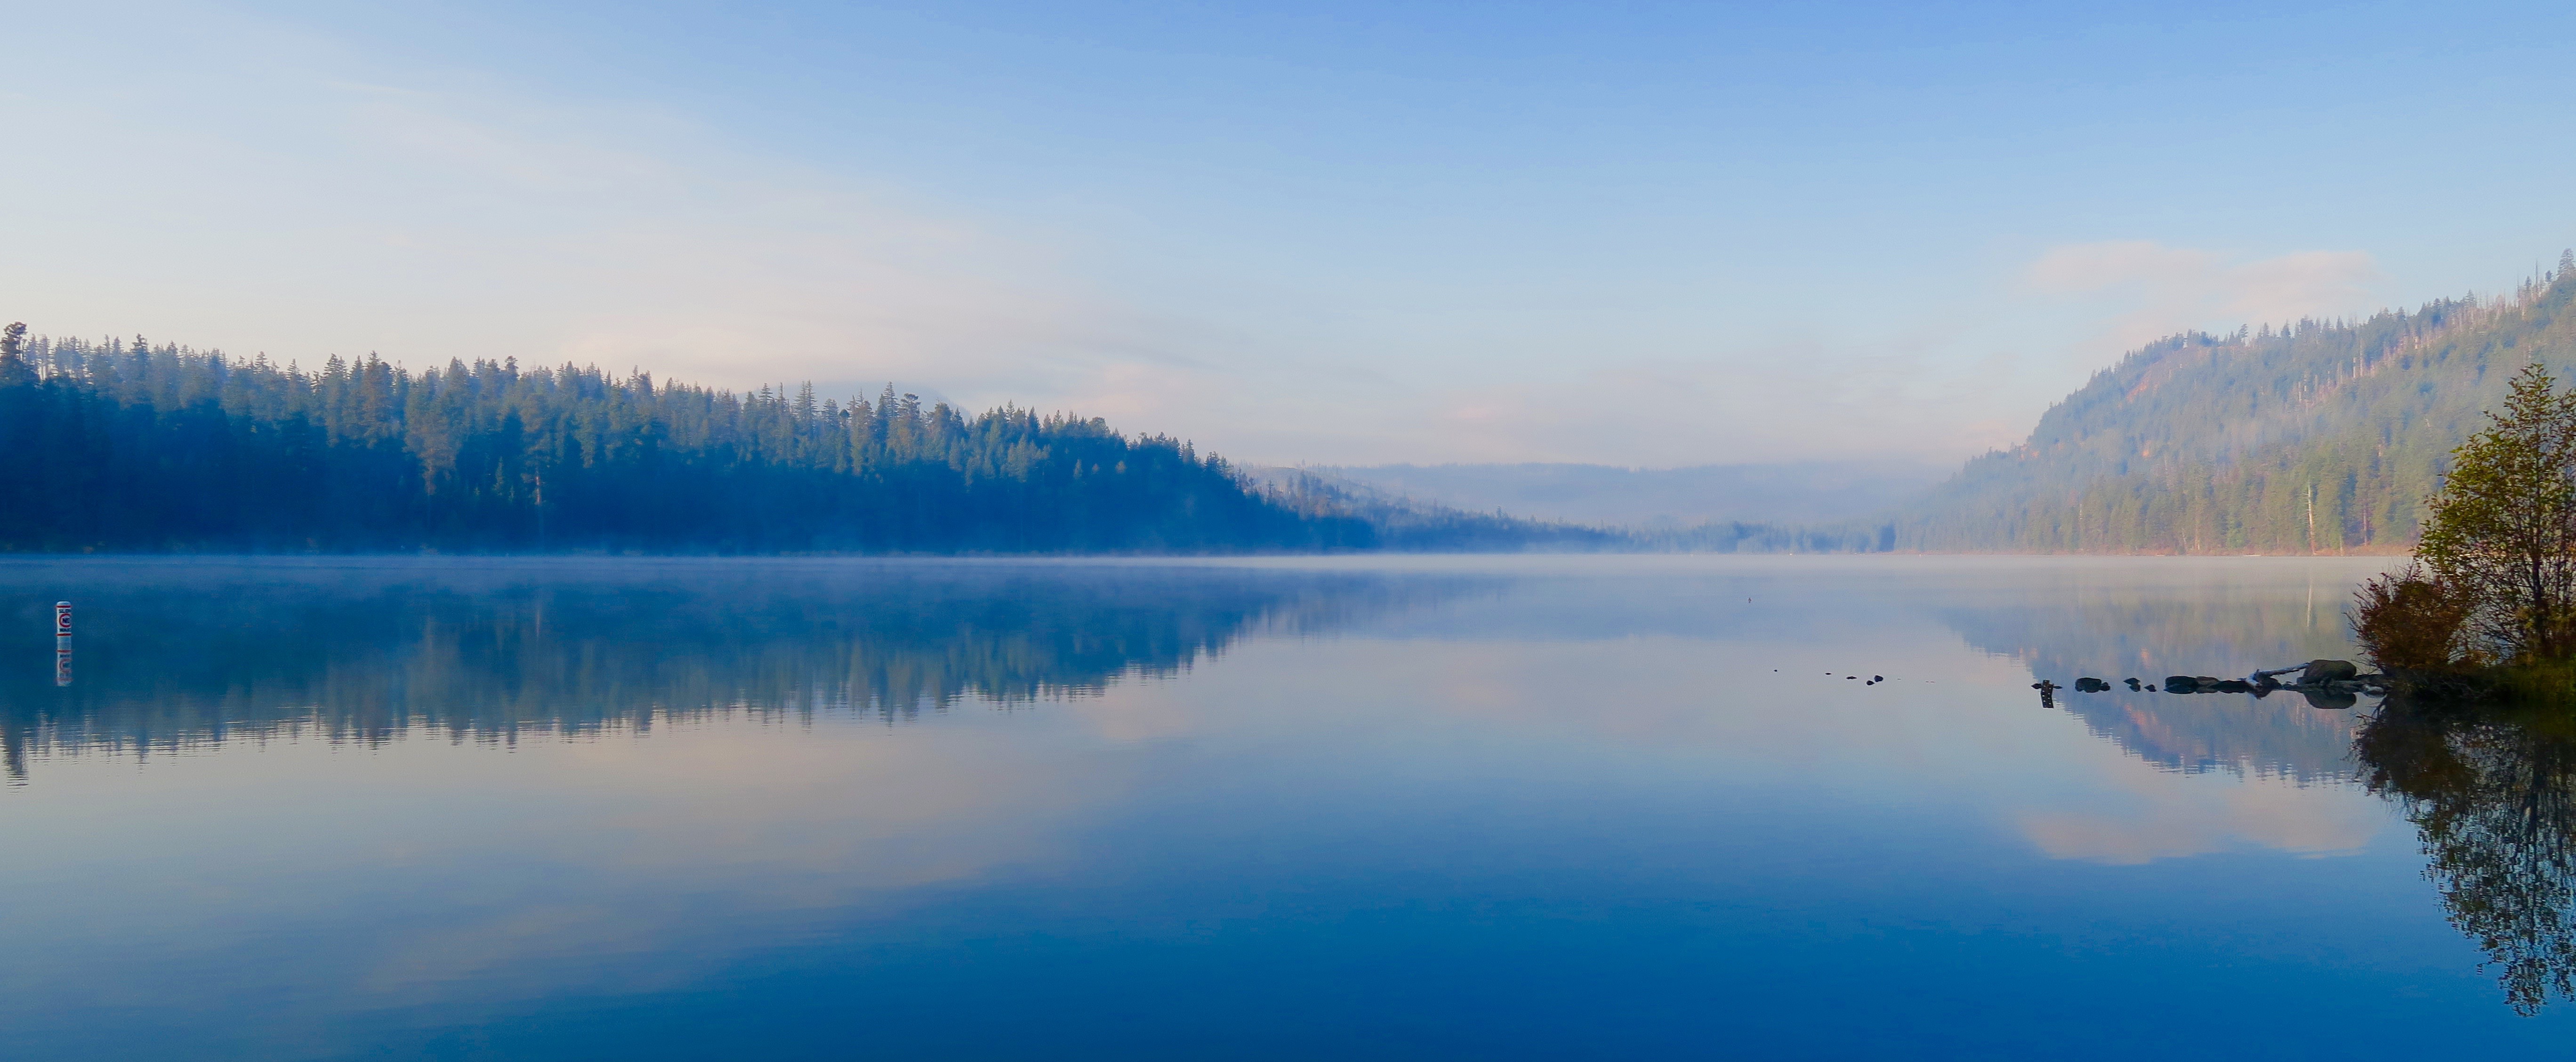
[54,601,71,687]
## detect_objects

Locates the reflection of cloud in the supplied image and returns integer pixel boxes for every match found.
[1073,681,1206,743]
[2025,240,2383,357]
[2015,760,2383,865]
[349,715,1142,1005]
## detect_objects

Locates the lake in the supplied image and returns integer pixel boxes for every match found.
[0,554,2568,1059]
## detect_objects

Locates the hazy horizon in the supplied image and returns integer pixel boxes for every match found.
[1302,459,1953,527]
[13,2,2576,470]
[18,9,2576,1048]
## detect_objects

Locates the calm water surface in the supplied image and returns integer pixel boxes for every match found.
[0,554,2566,1059]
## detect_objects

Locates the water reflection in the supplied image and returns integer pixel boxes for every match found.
[1931,562,2380,782]
[0,559,1465,778]
[2359,697,2576,1014]
[5,556,2575,1056]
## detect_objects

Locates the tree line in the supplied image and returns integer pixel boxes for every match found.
[0,324,1371,553]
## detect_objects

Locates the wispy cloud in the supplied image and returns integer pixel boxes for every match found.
[1372,242,2392,467]
[325,81,1137,396]
[1401,342,2018,467]
[0,6,2441,471]
[0,10,1167,419]
[2025,240,2385,355]
[2016,759,2381,865]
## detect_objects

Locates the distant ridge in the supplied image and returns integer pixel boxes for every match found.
[1904,255,2576,554]
[1309,461,1947,528]
[1248,466,1894,553]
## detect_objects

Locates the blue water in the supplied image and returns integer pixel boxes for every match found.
[0,555,2560,1059]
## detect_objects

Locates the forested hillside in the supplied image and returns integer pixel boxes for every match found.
[1903,256,2576,553]
[0,327,1368,553]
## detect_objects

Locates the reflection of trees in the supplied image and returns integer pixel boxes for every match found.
[0,560,1461,776]
[1934,568,2369,781]
[2358,698,2576,1014]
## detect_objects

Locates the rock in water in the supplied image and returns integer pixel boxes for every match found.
[2163,675,2199,693]
[2213,679,2253,693]
[2299,688,2359,710]
[2073,677,2109,692]
[2300,659,2359,684]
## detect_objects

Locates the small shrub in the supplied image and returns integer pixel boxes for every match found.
[2354,563,2477,673]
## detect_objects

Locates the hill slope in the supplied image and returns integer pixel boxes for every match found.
[1904,262,2576,553]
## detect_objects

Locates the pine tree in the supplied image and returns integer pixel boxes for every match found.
[0,323,32,388]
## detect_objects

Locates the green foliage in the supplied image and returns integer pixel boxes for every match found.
[1905,264,2576,553]
[0,332,1371,553]
[2352,563,2477,673]
[2417,364,2576,661]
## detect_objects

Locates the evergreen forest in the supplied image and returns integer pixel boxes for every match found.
[1902,254,2576,553]
[0,326,1370,553]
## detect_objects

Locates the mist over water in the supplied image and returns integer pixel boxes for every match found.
[4,554,2571,1059]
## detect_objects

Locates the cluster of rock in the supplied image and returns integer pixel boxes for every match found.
[2176,659,2387,695]
[2032,659,2388,709]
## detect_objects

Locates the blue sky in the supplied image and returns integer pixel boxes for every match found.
[8,0,2576,466]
